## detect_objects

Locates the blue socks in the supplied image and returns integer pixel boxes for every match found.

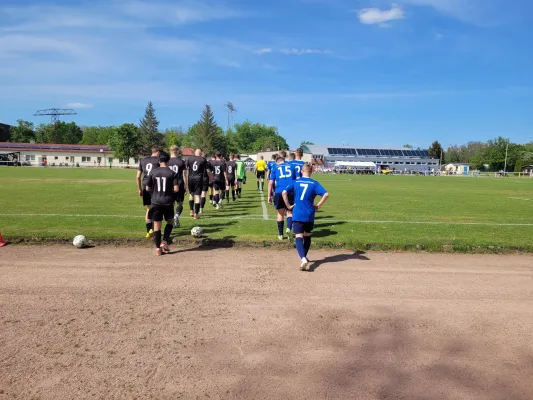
[296,237,306,259]
[287,217,293,231]
[277,221,284,235]
[304,236,311,255]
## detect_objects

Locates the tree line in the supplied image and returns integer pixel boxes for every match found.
[9,102,289,161]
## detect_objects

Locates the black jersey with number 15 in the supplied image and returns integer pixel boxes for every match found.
[146,167,178,206]
[210,159,227,182]
[186,156,207,181]
[138,156,160,185]
[168,157,185,182]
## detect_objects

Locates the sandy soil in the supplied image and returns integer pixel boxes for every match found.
[1,246,533,400]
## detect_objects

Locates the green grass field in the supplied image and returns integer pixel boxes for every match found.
[1,167,533,251]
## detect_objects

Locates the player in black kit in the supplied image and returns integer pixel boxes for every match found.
[136,147,160,238]
[168,145,187,228]
[185,148,208,220]
[145,152,179,256]
[209,151,228,210]
[226,154,237,202]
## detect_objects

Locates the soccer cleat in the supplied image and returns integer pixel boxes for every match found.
[278,235,284,241]
[194,214,199,220]
[145,229,154,239]
[189,210,194,217]
[173,216,180,228]
[218,202,224,210]
[160,241,170,253]
[300,257,309,271]
[199,208,203,214]
[156,248,163,256]
[215,204,219,210]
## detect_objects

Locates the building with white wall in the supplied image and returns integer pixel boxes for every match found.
[0,142,136,167]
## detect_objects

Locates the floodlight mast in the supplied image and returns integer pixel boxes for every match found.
[34,108,78,124]
[225,101,236,132]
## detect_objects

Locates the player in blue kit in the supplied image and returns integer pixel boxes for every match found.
[266,154,277,181]
[282,163,329,271]
[290,148,306,180]
[267,155,294,240]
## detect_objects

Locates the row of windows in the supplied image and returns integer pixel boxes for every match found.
[374,161,439,166]
[327,148,431,158]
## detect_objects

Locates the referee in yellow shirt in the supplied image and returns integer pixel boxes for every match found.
[255,156,267,192]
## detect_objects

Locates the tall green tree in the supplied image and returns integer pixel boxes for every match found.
[428,141,444,162]
[10,120,35,142]
[163,127,184,149]
[233,121,285,153]
[190,105,223,156]
[33,122,83,144]
[138,101,161,154]
[108,123,139,162]
[81,126,117,145]
[403,144,413,149]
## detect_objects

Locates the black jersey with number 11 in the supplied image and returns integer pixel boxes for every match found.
[186,156,207,181]
[146,167,178,206]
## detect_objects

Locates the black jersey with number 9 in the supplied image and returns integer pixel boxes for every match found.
[138,156,160,185]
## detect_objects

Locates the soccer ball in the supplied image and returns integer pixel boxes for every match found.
[73,235,88,248]
[191,227,203,238]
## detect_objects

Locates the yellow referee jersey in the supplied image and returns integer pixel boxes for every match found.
[255,159,267,171]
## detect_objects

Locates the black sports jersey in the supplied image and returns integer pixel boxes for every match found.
[186,156,207,181]
[146,167,178,206]
[226,160,236,177]
[138,156,160,185]
[168,157,185,182]
[209,159,226,182]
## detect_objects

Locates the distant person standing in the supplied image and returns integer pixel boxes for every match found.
[185,148,208,220]
[225,154,238,202]
[168,145,187,228]
[254,156,267,192]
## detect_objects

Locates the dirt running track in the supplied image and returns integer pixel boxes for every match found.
[1,246,533,400]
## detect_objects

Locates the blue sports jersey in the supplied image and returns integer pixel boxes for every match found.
[267,160,276,172]
[270,163,294,194]
[290,160,306,180]
[284,177,327,222]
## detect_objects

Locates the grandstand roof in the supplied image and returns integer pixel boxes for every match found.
[306,144,434,159]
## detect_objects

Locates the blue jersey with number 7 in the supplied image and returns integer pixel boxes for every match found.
[284,177,327,222]
[270,163,294,194]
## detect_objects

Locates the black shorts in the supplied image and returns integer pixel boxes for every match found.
[274,193,289,210]
[227,175,236,186]
[188,179,203,196]
[174,182,186,203]
[293,221,314,234]
[213,181,226,191]
[256,170,265,179]
[142,189,151,206]
[150,204,174,222]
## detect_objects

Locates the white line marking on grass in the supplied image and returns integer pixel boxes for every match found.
[259,192,269,220]
[1,213,533,227]
[508,197,533,201]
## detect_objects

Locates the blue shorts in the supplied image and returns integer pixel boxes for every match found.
[293,221,314,234]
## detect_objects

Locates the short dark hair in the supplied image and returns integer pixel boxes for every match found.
[280,150,287,159]
[236,154,241,160]
[159,152,170,163]
[276,156,284,162]
[296,148,303,157]
[215,151,222,158]
[289,152,295,160]
[152,147,161,154]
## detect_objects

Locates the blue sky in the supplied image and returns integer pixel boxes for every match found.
[1,0,532,149]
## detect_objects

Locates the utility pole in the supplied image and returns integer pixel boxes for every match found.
[503,142,509,175]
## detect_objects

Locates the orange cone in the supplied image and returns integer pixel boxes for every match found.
[0,232,7,247]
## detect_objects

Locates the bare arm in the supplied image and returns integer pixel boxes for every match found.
[182,170,188,193]
[315,193,329,210]
[136,171,142,195]
[282,190,292,210]
[267,181,274,203]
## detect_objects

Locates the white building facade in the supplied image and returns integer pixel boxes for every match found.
[0,143,136,167]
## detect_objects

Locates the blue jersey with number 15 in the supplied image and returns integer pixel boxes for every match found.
[284,177,327,222]
[270,163,294,194]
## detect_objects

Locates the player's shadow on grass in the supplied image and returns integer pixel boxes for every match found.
[172,236,238,254]
[307,251,369,272]
[312,221,347,238]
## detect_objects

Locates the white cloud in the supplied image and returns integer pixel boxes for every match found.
[255,48,273,54]
[255,47,332,56]
[358,5,405,25]
[66,102,93,109]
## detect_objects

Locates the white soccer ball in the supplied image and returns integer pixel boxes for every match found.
[191,227,203,238]
[73,235,88,248]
